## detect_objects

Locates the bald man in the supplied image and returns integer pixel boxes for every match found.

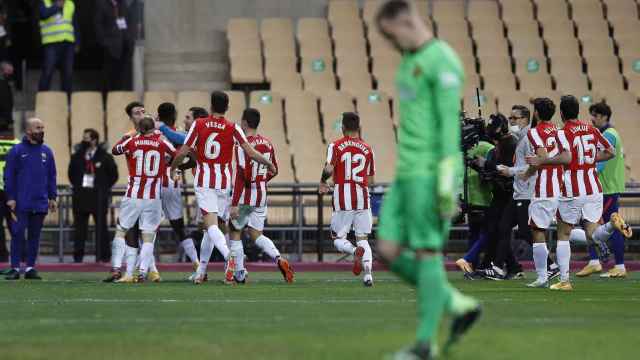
[4,118,57,280]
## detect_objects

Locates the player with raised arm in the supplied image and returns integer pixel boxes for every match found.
[110,115,176,283]
[526,95,616,290]
[319,112,376,286]
[374,2,480,357]
[229,108,294,284]
[171,91,275,285]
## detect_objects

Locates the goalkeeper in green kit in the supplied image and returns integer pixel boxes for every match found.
[375,1,481,358]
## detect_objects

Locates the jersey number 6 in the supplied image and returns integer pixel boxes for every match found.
[205,133,221,160]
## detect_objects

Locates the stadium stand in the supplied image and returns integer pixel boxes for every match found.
[35,91,70,185]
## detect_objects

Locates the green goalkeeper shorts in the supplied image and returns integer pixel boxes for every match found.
[378,176,450,251]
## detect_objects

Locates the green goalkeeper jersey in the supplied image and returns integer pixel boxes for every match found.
[395,40,464,179]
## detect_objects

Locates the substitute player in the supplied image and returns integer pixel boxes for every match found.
[111,115,176,283]
[156,102,199,273]
[375,2,480,358]
[229,108,294,284]
[527,96,616,290]
[171,91,275,285]
[319,112,375,286]
[576,102,633,278]
[520,98,565,288]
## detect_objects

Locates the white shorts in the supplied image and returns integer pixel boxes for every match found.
[161,186,183,221]
[331,209,372,239]
[529,198,559,230]
[195,187,230,221]
[231,205,267,231]
[118,197,163,233]
[558,193,603,225]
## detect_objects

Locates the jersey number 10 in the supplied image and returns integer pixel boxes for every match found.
[133,149,161,177]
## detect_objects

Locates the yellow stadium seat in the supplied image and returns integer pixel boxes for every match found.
[483,71,517,92]
[297,18,330,41]
[303,72,338,94]
[176,91,209,127]
[575,19,611,40]
[546,37,581,58]
[475,37,510,58]
[143,91,176,117]
[469,19,505,41]
[271,73,304,97]
[320,91,356,141]
[511,38,546,58]
[261,18,294,41]
[224,90,246,124]
[605,0,639,23]
[105,91,139,184]
[519,72,554,94]
[301,56,334,75]
[514,56,548,75]
[334,38,368,59]
[227,18,259,41]
[580,37,616,58]
[249,91,285,144]
[36,91,70,185]
[263,37,296,59]
[230,55,264,84]
[336,55,370,78]
[477,55,512,75]
[431,0,465,22]
[70,92,104,145]
[553,72,590,95]
[495,91,532,113]
[264,56,298,82]
[549,55,584,75]
[570,0,605,22]
[590,73,626,93]
[585,55,620,75]
[616,36,640,58]
[340,72,374,97]
[356,91,392,119]
[328,0,359,23]
[228,36,261,57]
[611,18,640,38]
[463,90,496,116]
[299,36,333,58]
[468,0,500,21]
[537,0,571,22]
[505,20,541,41]
[540,20,576,40]
[621,56,640,81]
[363,0,385,24]
[501,0,535,22]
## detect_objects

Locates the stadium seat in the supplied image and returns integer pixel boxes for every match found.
[105,91,139,184]
[336,55,370,78]
[371,56,401,80]
[356,91,392,120]
[436,20,470,39]
[505,20,541,40]
[303,72,338,94]
[284,92,325,182]
[540,20,576,40]
[469,19,505,41]
[621,56,640,82]
[328,0,360,23]
[477,55,512,75]
[143,91,176,117]
[228,36,261,57]
[464,73,483,94]
[263,37,296,59]
[580,37,616,58]
[546,38,581,58]
[536,0,571,22]
[264,56,298,81]
[463,90,496,116]
[439,35,474,58]
[369,38,400,60]
[271,73,303,96]
[553,72,590,95]
[249,91,286,146]
[495,91,532,113]
[590,72,626,94]
[514,56,548,75]
[299,36,333,58]
[230,55,264,84]
[518,72,554,94]
[605,0,639,23]
[334,38,368,59]
[363,0,384,25]
[227,18,259,41]
[297,18,330,41]
[549,54,584,75]
[501,0,535,23]
[585,55,620,75]
[570,0,605,21]
[359,113,396,183]
[261,18,294,41]
[340,72,374,97]
[468,0,500,22]
[575,19,611,40]
[331,18,366,41]
[431,0,465,22]
[320,91,356,141]
[475,37,510,58]
[301,56,334,75]
[611,18,640,38]
[70,92,104,145]
[616,36,640,58]
[35,91,70,185]
[176,91,209,125]
[224,90,247,123]
[510,38,546,58]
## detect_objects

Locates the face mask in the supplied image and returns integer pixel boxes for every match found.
[509,125,521,134]
[31,132,44,144]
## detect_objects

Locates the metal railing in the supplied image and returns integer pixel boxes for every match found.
[42,185,640,263]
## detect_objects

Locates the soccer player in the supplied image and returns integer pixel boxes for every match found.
[104,101,149,283]
[319,112,376,286]
[171,91,275,284]
[374,2,480,357]
[156,102,199,274]
[521,98,565,289]
[576,102,633,278]
[229,108,294,284]
[110,115,176,282]
[527,96,616,290]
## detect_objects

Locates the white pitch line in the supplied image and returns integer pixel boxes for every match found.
[0,298,417,305]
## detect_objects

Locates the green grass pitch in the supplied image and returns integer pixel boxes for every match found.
[0,271,638,360]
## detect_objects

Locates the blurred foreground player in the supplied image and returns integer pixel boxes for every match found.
[171,91,275,284]
[374,2,480,358]
[319,112,375,286]
[229,108,294,283]
[110,116,175,282]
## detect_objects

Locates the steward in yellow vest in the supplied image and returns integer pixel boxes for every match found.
[38,0,78,94]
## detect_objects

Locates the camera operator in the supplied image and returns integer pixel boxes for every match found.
[455,137,494,276]
[470,113,522,279]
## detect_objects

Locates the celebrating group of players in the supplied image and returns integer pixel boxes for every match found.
[511,95,630,290]
[101,90,377,286]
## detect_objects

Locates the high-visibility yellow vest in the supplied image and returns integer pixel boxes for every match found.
[0,138,19,190]
[40,0,75,45]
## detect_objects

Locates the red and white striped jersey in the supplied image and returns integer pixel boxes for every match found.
[184,115,248,190]
[232,134,278,207]
[556,120,612,197]
[527,122,564,199]
[327,136,375,211]
[113,133,176,199]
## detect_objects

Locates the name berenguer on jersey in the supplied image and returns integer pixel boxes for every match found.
[337,140,370,154]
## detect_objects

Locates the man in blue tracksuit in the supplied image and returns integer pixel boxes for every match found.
[4,118,57,280]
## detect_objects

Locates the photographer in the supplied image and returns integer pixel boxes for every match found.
[456,138,494,275]
[471,113,522,279]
